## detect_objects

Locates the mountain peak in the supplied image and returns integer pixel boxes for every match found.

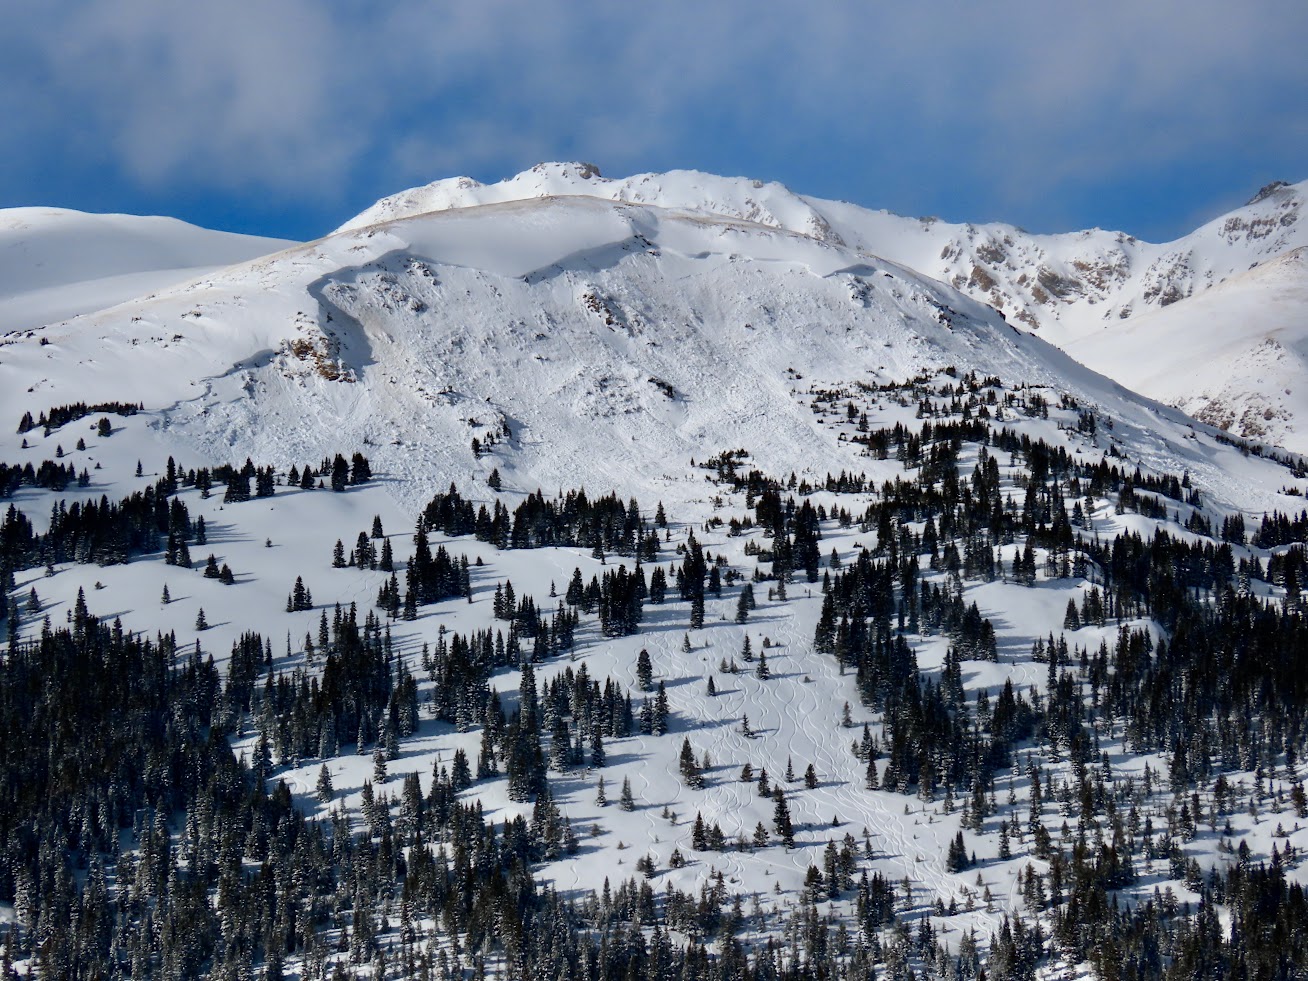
[528,160,604,181]
[1247,179,1294,206]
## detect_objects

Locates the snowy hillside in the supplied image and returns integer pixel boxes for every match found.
[1066,247,1308,452]
[0,206,293,334]
[2,176,1308,980]
[347,164,1308,451]
[348,164,1307,342]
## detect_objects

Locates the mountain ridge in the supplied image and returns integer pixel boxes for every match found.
[0,205,295,335]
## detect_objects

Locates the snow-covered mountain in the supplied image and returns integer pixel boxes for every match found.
[7,164,1305,454]
[3,169,1308,979]
[0,206,294,334]
[347,164,1307,339]
[346,163,1308,452]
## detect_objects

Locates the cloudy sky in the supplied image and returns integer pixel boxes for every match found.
[2,1,1304,242]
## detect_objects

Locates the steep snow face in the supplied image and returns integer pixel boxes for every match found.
[0,193,1290,517]
[0,207,294,334]
[1065,247,1308,454]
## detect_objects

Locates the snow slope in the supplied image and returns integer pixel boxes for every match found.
[342,165,1308,341]
[1066,246,1308,452]
[0,206,294,334]
[345,164,1308,451]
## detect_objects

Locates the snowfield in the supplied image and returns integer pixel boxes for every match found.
[0,205,293,335]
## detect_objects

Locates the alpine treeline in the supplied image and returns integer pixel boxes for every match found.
[6,357,1308,981]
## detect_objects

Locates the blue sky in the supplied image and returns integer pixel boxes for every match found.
[2,1,1304,243]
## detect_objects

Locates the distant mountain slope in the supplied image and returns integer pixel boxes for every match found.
[342,164,1308,450]
[1065,246,1308,453]
[0,206,294,333]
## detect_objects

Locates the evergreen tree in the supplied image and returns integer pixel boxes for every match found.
[772,787,795,848]
[1063,598,1081,630]
[946,831,970,872]
[649,566,667,603]
[619,776,636,811]
[331,454,350,491]
[316,764,334,803]
[690,593,705,629]
[653,681,669,734]
[679,737,705,789]
[735,584,753,623]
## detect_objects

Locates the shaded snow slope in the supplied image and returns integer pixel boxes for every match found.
[0,206,294,333]
[1067,247,1308,454]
